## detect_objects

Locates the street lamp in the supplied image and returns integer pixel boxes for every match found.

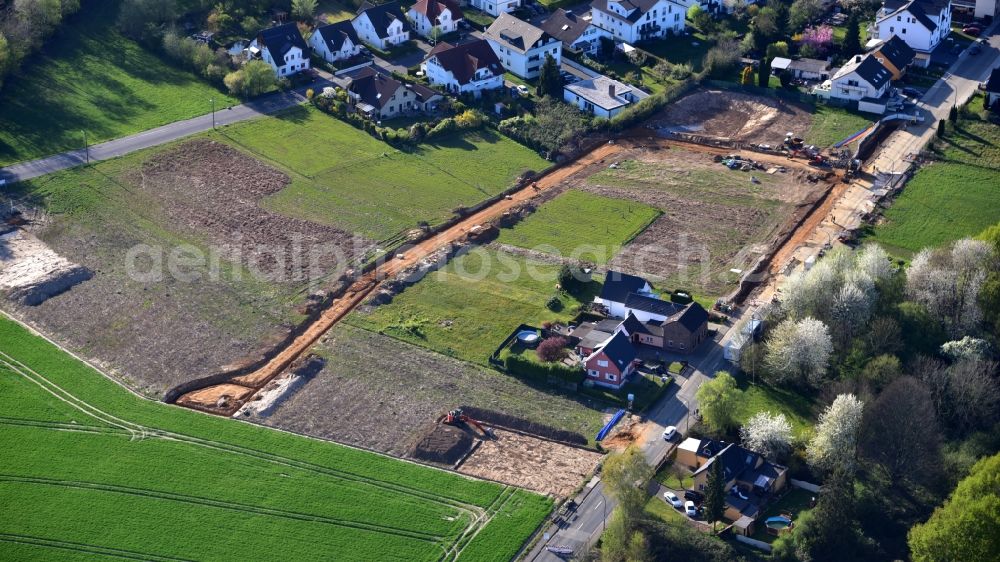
[81,130,89,164]
[678,394,692,433]
[211,98,216,129]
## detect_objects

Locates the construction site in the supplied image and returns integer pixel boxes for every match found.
[0,86,897,501]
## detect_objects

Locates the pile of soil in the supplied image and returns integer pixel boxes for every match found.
[411,424,475,465]
[652,90,813,144]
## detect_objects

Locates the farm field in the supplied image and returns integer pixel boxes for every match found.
[0,2,238,167]
[259,324,607,456]
[578,142,826,297]
[347,247,602,366]
[870,110,1000,256]
[222,106,548,239]
[496,190,661,264]
[0,314,551,561]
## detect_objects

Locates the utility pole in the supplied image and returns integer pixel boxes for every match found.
[211,98,216,129]
[81,130,89,164]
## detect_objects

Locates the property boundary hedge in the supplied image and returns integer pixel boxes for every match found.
[503,354,585,385]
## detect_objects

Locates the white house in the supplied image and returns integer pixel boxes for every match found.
[814,53,893,112]
[353,1,411,50]
[594,270,655,318]
[540,9,610,55]
[952,0,997,21]
[485,13,562,79]
[309,21,362,63]
[469,0,521,17]
[590,0,687,44]
[408,0,463,39]
[344,66,441,119]
[421,39,505,96]
[564,75,649,118]
[250,23,310,77]
[873,0,952,66]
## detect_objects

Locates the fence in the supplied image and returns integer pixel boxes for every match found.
[790,478,823,493]
[735,535,773,552]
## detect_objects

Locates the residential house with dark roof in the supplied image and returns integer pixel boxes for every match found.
[985,67,1000,108]
[421,40,504,96]
[816,53,893,111]
[250,23,310,77]
[583,330,639,388]
[540,9,609,55]
[593,270,654,318]
[589,0,687,44]
[470,0,521,17]
[615,300,709,354]
[485,13,562,79]
[870,34,916,79]
[564,75,649,118]
[873,0,952,66]
[344,67,440,120]
[308,21,362,63]
[353,1,411,51]
[408,0,463,39]
[680,438,789,522]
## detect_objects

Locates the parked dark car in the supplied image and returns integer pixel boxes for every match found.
[970,44,982,55]
[902,87,922,98]
[684,489,704,503]
[963,26,981,36]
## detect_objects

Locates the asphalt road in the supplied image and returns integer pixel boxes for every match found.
[0,79,333,184]
[526,308,752,561]
[868,26,999,174]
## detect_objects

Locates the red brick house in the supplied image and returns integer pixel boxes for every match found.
[583,331,638,389]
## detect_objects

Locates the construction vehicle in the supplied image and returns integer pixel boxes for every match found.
[444,408,494,439]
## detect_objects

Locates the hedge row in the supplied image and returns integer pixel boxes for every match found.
[503,354,585,385]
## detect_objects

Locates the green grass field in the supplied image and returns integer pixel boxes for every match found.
[347,248,601,365]
[0,2,238,166]
[0,314,550,561]
[805,105,875,148]
[870,109,1000,256]
[496,191,660,264]
[734,378,816,440]
[221,106,548,239]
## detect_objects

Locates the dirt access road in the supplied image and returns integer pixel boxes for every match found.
[176,136,842,415]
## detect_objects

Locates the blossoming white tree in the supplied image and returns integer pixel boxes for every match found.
[807,394,864,473]
[764,317,833,386]
[740,411,792,462]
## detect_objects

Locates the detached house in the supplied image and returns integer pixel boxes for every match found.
[873,0,952,66]
[583,330,639,388]
[309,21,362,63]
[816,53,893,112]
[408,0,463,39]
[593,270,654,318]
[590,0,686,44]
[564,75,649,118]
[344,67,441,120]
[469,0,521,17]
[870,34,916,79]
[251,23,310,77]
[540,9,610,55]
[422,40,505,96]
[485,13,562,79]
[679,437,789,523]
[354,1,411,50]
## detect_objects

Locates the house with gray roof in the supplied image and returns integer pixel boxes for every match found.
[814,52,893,112]
[250,23,310,77]
[873,0,952,66]
[353,1,411,50]
[540,9,609,55]
[583,330,639,388]
[485,13,562,79]
[309,21,361,63]
[564,75,648,118]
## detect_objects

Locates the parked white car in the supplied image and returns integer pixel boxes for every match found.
[662,426,677,441]
[663,491,683,508]
[684,500,697,517]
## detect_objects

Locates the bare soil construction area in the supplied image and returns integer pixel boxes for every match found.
[571,141,830,296]
[458,429,603,497]
[3,139,367,397]
[649,89,813,145]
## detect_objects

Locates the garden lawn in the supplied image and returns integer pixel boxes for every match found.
[347,247,602,365]
[734,379,816,440]
[644,494,688,523]
[638,30,714,71]
[0,314,550,562]
[496,190,661,263]
[870,112,1000,256]
[221,106,548,239]
[0,2,238,166]
[751,488,815,544]
[804,104,875,148]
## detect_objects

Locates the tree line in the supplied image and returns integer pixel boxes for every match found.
[0,0,82,91]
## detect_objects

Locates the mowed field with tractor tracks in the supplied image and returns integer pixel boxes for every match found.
[0,314,550,561]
